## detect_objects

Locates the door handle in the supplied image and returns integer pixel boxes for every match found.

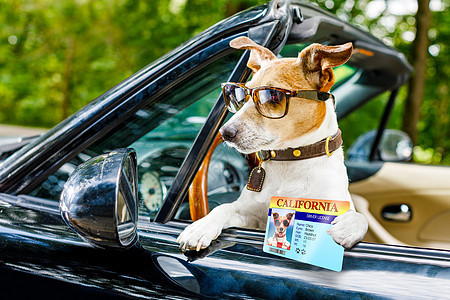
[382,204,412,222]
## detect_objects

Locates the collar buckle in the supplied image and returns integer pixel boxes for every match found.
[257,150,271,162]
[325,135,334,157]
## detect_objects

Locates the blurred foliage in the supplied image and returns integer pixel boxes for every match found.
[0,0,265,127]
[0,0,448,164]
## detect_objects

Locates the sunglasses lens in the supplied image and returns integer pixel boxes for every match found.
[274,220,281,226]
[254,88,287,118]
[223,84,247,113]
[283,220,290,227]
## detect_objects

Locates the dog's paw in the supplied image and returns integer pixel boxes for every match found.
[177,219,222,252]
[327,210,368,249]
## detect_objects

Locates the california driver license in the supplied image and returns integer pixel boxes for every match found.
[263,196,350,272]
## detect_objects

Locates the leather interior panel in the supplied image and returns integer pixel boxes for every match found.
[349,162,450,250]
[419,210,450,243]
[351,194,406,246]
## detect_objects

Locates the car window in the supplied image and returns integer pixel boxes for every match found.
[28,50,242,221]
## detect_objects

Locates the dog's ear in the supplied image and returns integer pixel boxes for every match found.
[286,213,294,220]
[298,42,353,92]
[230,36,276,73]
[272,212,279,220]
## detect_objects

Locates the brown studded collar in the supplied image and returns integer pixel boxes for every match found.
[246,130,343,192]
[257,129,343,162]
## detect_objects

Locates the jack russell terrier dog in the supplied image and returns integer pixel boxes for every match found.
[267,212,294,250]
[178,36,368,251]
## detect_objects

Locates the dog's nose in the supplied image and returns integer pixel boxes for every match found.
[220,126,238,142]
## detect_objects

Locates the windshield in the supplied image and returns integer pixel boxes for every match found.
[29,50,242,221]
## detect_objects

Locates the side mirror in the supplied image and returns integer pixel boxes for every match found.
[347,129,413,162]
[60,148,139,248]
[378,130,413,161]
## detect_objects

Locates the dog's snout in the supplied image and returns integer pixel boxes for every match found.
[220,126,238,142]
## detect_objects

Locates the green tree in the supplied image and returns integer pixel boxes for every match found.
[402,0,431,145]
[0,0,265,127]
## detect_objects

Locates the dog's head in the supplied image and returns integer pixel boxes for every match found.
[272,212,294,236]
[220,37,352,153]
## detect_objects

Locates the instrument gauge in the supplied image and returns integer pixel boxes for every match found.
[139,171,166,213]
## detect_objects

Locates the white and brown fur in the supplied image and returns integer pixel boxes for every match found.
[178,37,368,251]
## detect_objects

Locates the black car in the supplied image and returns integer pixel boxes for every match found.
[1,1,449,298]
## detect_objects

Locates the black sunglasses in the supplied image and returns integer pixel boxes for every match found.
[221,82,335,119]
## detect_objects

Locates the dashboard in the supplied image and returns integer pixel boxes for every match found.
[137,143,249,220]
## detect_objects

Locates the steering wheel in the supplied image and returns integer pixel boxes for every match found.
[188,133,258,221]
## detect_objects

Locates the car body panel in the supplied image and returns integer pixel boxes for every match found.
[141,221,450,299]
[0,194,197,299]
[1,193,450,298]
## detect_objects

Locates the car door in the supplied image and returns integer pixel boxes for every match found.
[337,63,450,249]
[349,162,450,249]
[343,107,450,250]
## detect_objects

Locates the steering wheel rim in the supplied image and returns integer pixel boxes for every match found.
[188,133,224,221]
[188,133,259,221]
